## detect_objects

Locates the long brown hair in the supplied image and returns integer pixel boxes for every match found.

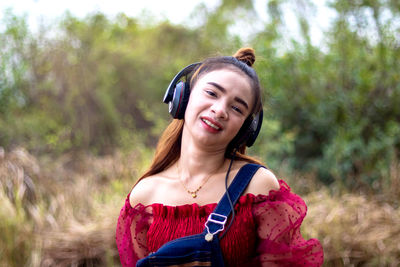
[136,48,264,185]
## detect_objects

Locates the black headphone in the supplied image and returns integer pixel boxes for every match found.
[163,63,263,148]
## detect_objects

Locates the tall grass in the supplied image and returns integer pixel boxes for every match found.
[0,147,147,266]
[303,190,400,266]
[1,147,399,266]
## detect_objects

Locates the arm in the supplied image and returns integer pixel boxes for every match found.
[252,180,324,267]
[116,180,154,266]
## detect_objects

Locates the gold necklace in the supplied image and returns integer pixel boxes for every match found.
[178,165,218,198]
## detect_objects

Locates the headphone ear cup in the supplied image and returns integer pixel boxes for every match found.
[230,118,253,148]
[169,81,190,119]
[164,62,201,119]
[228,109,263,149]
[245,109,263,147]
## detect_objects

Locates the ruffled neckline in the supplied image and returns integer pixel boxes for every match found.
[126,179,289,212]
[151,193,258,218]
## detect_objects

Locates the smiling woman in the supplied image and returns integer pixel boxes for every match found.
[183,69,254,150]
[116,48,324,266]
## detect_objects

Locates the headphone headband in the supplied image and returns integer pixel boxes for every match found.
[163,63,201,104]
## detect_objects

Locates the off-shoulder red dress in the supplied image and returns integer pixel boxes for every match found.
[116,180,323,266]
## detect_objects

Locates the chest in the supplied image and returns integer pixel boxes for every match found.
[146,201,258,266]
[150,172,242,206]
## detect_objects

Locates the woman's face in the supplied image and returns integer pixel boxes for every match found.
[183,68,254,150]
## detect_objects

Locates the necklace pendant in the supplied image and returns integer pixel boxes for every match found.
[192,193,197,198]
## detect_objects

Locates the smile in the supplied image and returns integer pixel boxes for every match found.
[201,118,221,131]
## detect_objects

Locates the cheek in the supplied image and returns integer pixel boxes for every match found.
[185,90,208,115]
[184,95,201,121]
[229,117,246,135]
[183,100,194,121]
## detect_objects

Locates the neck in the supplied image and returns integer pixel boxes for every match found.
[177,127,227,182]
[179,144,226,177]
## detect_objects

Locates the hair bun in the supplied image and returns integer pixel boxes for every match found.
[233,47,255,67]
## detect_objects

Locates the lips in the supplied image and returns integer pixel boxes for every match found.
[200,116,223,131]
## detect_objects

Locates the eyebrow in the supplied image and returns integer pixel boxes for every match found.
[207,82,249,110]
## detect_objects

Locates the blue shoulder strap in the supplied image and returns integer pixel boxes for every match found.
[203,163,264,240]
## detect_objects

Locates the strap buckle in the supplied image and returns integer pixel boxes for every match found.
[204,213,227,242]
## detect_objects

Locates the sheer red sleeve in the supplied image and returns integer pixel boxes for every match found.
[251,180,324,266]
[115,196,153,267]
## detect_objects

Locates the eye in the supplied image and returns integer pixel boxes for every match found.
[232,105,243,114]
[205,90,217,97]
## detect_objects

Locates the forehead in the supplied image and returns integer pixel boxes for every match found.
[193,69,253,103]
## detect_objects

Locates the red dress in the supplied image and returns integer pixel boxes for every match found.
[116,180,323,266]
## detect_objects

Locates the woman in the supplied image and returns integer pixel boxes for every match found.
[116,48,324,266]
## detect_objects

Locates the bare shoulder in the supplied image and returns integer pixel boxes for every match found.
[243,164,280,196]
[129,175,159,207]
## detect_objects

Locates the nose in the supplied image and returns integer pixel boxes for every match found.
[211,101,228,120]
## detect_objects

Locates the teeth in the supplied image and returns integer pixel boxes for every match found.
[202,119,220,130]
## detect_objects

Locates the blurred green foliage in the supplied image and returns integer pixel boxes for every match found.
[1,0,400,193]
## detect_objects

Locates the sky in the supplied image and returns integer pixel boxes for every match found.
[0,0,335,46]
[1,0,218,26]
